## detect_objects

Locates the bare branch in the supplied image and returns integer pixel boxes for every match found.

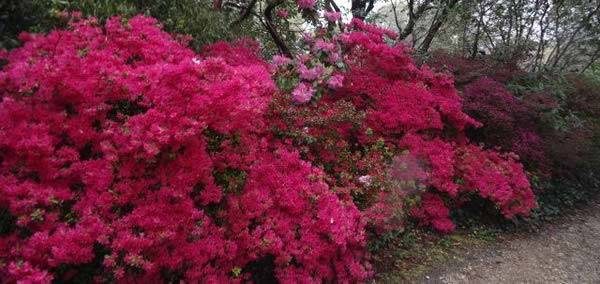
[400,0,433,40]
[390,0,403,33]
[581,46,600,73]
[550,2,600,69]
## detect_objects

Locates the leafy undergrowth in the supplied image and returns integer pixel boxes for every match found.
[371,225,501,282]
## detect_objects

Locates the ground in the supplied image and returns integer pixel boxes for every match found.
[415,199,600,283]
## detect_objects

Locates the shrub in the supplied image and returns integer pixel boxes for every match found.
[0,15,537,282]
[270,19,536,234]
[427,50,525,86]
[0,16,368,282]
[471,70,600,219]
[460,77,546,171]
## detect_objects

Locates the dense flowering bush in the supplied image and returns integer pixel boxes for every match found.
[427,50,525,86]
[0,16,370,282]
[336,21,536,228]
[460,77,546,170]
[270,19,536,234]
[0,14,537,282]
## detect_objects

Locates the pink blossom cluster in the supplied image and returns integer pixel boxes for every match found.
[411,193,455,233]
[0,16,369,282]
[272,25,345,104]
[324,11,342,22]
[0,14,540,282]
[455,145,536,219]
[276,9,289,18]
[331,19,536,232]
[296,0,316,9]
[461,77,546,170]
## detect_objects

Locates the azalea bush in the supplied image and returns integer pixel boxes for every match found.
[0,14,536,282]
[460,77,546,172]
[514,74,600,217]
[428,51,600,221]
[427,50,525,86]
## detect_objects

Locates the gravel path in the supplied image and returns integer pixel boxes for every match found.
[419,199,600,284]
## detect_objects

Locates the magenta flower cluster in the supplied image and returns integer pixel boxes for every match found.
[0,14,538,282]
[0,16,369,282]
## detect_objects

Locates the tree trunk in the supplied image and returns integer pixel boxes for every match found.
[419,0,459,52]
[351,0,376,19]
[400,0,433,40]
[470,4,485,58]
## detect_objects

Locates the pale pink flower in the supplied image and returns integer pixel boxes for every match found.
[298,64,324,81]
[324,11,342,22]
[292,83,314,103]
[314,39,336,52]
[272,54,291,66]
[358,175,372,186]
[327,74,344,89]
[328,51,341,63]
[296,0,316,9]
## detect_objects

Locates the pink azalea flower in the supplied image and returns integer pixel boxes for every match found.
[328,51,341,63]
[302,32,314,44]
[324,11,342,22]
[358,175,372,186]
[292,83,315,103]
[298,64,324,81]
[296,0,316,9]
[327,74,344,89]
[276,9,289,18]
[272,54,291,66]
[315,39,336,52]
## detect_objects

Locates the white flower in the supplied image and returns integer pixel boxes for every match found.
[358,175,372,186]
[191,57,202,65]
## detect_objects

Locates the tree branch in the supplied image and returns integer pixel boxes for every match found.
[550,2,600,69]
[351,0,377,20]
[400,0,433,40]
[581,45,600,73]
[418,0,459,52]
[264,0,292,57]
[390,0,403,34]
[230,0,259,27]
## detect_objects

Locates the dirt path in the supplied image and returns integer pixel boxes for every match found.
[417,199,600,284]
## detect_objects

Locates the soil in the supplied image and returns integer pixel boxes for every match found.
[415,199,600,283]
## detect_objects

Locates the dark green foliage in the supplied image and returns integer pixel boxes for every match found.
[0,0,265,51]
[508,72,600,220]
[60,0,262,49]
[532,172,600,220]
[213,168,246,195]
[0,0,58,49]
[0,207,16,235]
